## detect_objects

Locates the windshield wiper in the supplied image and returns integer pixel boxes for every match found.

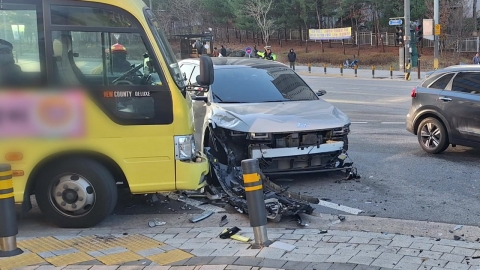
[212,92,223,102]
[263,100,289,102]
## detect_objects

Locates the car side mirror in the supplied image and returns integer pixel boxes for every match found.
[316,89,327,96]
[197,55,214,86]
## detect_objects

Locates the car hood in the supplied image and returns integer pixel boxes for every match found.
[210,100,350,133]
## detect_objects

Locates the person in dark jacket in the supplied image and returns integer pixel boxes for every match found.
[288,48,297,70]
[220,45,227,57]
[0,39,25,87]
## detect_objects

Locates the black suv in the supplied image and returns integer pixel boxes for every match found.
[406,65,480,154]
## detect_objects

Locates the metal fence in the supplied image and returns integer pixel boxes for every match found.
[166,26,480,53]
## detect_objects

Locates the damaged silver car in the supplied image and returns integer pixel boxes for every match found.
[180,58,354,221]
[181,58,351,176]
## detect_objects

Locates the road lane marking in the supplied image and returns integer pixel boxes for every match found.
[317,200,364,215]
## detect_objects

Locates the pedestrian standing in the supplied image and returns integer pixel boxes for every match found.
[473,53,480,64]
[220,45,227,57]
[212,47,219,57]
[288,48,297,70]
[473,52,480,64]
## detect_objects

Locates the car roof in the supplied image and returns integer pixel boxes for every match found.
[178,57,288,69]
[435,65,480,72]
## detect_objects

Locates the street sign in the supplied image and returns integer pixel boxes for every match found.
[423,19,434,36]
[435,24,441,35]
[245,46,252,55]
[389,19,402,26]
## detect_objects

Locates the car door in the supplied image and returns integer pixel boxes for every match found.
[439,71,480,143]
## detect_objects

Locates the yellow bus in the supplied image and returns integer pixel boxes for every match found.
[0,0,213,228]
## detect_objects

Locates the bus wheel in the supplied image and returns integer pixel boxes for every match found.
[35,158,118,228]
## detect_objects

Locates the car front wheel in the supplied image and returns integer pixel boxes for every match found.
[417,117,449,154]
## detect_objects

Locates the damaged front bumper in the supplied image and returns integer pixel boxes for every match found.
[206,148,318,222]
[250,141,353,175]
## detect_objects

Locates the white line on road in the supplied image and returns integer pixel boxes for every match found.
[381,122,405,124]
[317,200,364,215]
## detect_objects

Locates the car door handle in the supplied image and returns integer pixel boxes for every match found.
[439,97,452,102]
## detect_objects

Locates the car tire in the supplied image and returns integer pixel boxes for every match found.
[35,158,118,228]
[417,117,449,154]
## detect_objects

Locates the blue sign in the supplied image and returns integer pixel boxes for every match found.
[245,46,252,55]
[389,19,403,26]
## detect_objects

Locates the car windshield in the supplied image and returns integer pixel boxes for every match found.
[210,67,318,103]
[143,8,185,89]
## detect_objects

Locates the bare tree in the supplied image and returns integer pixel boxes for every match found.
[244,0,276,45]
[161,0,205,34]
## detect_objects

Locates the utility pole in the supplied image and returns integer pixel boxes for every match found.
[404,0,411,66]
[434,0,439,70]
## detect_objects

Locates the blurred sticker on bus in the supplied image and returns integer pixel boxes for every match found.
[0,90,85,138]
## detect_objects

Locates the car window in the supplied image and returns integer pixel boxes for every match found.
[428,73,455,89]
[179,63,195,84]
[451,72,480,94]
[210,67,318,103]
[190,66,200,85]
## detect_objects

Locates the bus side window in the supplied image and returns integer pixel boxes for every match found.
[0,3,43,88]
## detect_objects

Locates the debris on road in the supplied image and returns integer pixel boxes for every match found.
[450,225,463,233]
[219,215,229,227]
[189,210,214,223]
[219,227,241,239]
[148,219,166,227]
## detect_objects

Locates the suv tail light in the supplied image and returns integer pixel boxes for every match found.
[411,87,417,98]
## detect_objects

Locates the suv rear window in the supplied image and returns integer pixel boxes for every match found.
[422,73,454,89]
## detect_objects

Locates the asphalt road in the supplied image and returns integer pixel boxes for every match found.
[192,75,480,227]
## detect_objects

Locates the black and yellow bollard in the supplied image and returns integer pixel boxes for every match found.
[340,64,343,76]
[324,63,327,74]
[308,63,311,73]
[405,62,411,81]
[241,159,272,249]
[0,164,23,257]
[354,64,358,77]
[390,66,393,79]
[372,65,375,78]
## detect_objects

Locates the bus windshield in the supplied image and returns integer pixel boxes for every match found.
[143,8,185,90]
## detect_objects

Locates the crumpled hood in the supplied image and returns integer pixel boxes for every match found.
[210,100,350,133]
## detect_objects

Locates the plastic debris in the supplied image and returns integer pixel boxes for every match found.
[148,219,166,227]
[189,210,214,223]
[219,227,241,239]
[219,215,229,227]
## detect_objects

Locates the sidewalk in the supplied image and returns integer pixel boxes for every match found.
[293,65,426,82]
[4,212,480,270]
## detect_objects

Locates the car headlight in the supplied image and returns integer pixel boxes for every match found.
[333,124,350,136]
[174,135,196,161]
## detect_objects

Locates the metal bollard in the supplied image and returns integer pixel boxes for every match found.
[241,159,272,249]
[372,65,375,78]
[340,64,343,76]
[308,63,311,73]
[324,63,327,74]
[354,64,358,77]
[417,59,421,79]
[390,66,393,79]
[0,164,23,257]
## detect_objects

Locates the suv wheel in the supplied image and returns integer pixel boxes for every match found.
[417,117,449,154]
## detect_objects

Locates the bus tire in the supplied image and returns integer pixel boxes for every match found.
[35,158,118,228]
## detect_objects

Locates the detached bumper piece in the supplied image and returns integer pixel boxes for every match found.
[205,148,316,222]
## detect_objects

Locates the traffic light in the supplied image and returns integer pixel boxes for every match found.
[395,26,404,46]
[416,24,423,43]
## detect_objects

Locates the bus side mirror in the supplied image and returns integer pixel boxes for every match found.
[197,55,214,86]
